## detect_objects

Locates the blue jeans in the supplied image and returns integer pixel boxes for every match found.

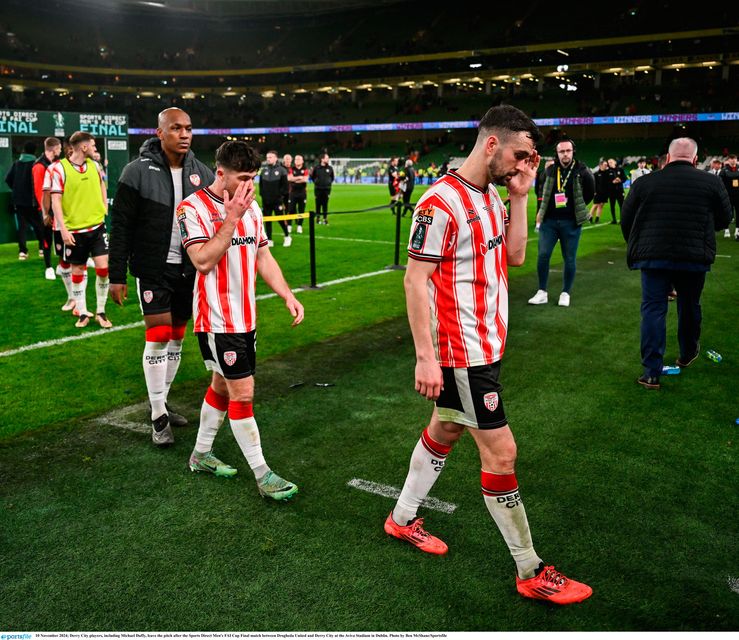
[640,269,705,377]
[537,217,582,293]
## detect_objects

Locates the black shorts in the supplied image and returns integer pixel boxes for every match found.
[54,230,65,258]
[197,330,256,380]
[64,225,108,265]
[436,362,507,429]
[289,196,306,215]
[136,263,195,320]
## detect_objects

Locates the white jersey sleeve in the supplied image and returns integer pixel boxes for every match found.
[177,200,210,248]
[407,202,457,263]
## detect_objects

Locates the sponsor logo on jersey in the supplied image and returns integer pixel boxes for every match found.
[479,234,504,255]
[231,235,257,246]
[483,391,499,412]
[148,165,161,172]
[223,351,237,366]
[466,215,481,224]
[189,174,201,186]
[176,206,187,221]
[143,290,153,303]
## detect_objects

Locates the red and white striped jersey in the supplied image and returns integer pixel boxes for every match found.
[43,161,62,231]
[178,186,269,334]
[407,169,510,368]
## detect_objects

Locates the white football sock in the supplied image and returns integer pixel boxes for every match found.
[229,402,269,479]
[95,273,109,314]
[481,471,542,579]
[71,272,88,316]
[194,387,228,454]
[58,264,73,300]
[392,427,452,526]
[143,340,168,420]
[164,339,183,402]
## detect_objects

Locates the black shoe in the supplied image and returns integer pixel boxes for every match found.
[166,403,188,427]
[151,414,174,446]
[637,374,660,390]
[676,350,699,368]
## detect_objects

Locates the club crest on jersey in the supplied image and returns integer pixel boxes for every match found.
[143,290,153,304]
[223,351,237,366]
[65,247,71,257]
[189,174,201,186]
[483,392,499,412]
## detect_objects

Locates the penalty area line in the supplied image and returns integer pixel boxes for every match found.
[0,269,397,358]
[347,478,457,514]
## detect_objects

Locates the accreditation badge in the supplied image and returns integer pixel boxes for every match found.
[554,192,568,208]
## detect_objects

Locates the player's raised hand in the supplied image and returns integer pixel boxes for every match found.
[506,150,540,197]
[415,359,444,401]
[223,180,255,221]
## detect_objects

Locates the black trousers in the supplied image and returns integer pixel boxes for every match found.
[608,192,624,222]
[262,200,289,239]
[315,189,330,220]
[15,205,51,267]
[640,268,706,378]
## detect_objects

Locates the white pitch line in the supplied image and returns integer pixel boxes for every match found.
[94,402,151,434]
[347,478,457,514]
[0,321,145,358]
[716,254,732,258]
[0,269,397,358]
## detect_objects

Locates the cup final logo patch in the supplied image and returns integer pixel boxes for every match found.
[143,290,153,304]
[223,351,237,366]
[189,174,201,186]
[483,391,499,412]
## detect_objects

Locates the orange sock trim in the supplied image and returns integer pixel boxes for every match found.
[205,386,229,412]
[228,401,254,420]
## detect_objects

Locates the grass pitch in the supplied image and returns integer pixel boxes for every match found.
[0,184,737,631]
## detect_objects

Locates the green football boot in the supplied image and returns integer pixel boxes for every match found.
[189,450,238,478]
[256,470,298,501]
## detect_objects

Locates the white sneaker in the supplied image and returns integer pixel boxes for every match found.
[45,267,56,280]
[528,289,548,305]
[724,229,731,238]
[18,252,28,261]
[283,236,292,247]
[38,249,44,257]
[735,229,739,241]
[267,239,274,248]
[61,299,76,312]
[558,292,571,307]
[297,225,303,234]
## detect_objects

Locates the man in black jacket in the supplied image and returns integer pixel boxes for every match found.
[621,137,733,390]
[259,150,290,247]
[109,108,214,446]
[719,154,739,240]
[5,141,46,263]
[312,152,334,224]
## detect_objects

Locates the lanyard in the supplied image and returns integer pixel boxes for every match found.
[557,165,573,191]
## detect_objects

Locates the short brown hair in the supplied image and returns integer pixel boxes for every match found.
[215,141,261,172]
[69,131,95,147]
[44,137,61,150]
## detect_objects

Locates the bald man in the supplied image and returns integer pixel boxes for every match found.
[621,137,732,390]
[109,108,215,446]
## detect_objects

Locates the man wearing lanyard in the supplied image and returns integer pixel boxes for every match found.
[528,139,594,307]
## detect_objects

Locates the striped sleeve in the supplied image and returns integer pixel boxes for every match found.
[49,163,65,194]
[407,202,455,263]
[178,201,209,248]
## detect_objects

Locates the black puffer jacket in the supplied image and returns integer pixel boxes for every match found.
[621,160,733,268]
[109,138,214,284]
